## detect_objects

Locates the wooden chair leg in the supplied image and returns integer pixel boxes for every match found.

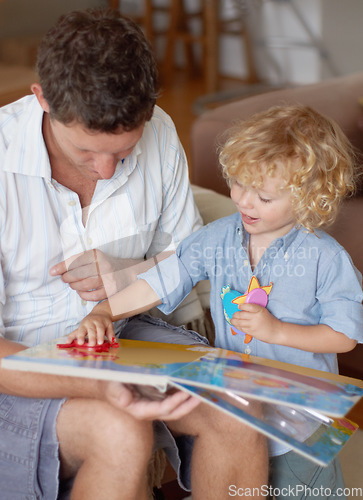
[141,0,259,92]
[204,0,219,93]
[161,0,179,85]
[144,0,154,45]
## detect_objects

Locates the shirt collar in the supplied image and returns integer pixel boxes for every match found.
[274,226,301,253]
[4,95,143,184]
[94,138,142,196]
[4,96,52,180]
[239,219,306,255]
[114,140,142,180]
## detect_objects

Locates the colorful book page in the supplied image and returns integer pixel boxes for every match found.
[1,337,209,389]
[172,382,358,467]
[2,338,362,418]
[170,351,363,417]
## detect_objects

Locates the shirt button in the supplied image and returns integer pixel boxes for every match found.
[243,260,248,266]
[81,299,87,306]
[68,200,77,206]
[87,237,93,246]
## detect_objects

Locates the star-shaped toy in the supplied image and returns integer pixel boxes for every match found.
[221,276,273,344]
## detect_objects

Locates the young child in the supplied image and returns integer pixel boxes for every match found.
[69,104,363,499]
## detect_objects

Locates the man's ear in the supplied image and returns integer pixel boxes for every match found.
[31,83,50,113]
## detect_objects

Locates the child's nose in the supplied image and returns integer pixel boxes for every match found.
[237,189,254,208]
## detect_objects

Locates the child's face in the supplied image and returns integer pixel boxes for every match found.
[230,172,295,242]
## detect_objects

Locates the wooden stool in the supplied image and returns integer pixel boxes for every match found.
[109,0,147,31]
[110,0,258,93]
[149,0,258,93]
[109,1,172,49]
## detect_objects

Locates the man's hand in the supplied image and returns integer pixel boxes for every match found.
[100,381,201,421]
[49,248,173,302]
[49,249,142,302]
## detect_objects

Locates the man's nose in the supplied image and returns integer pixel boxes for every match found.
[95,155,119,179]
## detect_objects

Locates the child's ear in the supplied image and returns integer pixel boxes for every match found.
[31,83,50,113]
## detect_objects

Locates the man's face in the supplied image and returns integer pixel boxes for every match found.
[48,118,145,181]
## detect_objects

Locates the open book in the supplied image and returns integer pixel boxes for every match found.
[2,337,362,466]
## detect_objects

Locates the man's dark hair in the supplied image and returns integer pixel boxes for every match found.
[36,8,159,132]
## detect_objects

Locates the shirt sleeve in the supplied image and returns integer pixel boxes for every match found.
[0,257,5,339]
[0,282,5,339]
[139,225,210,315]
[144,110,202,258]
[0,181,5,339]
[317,248,363,342]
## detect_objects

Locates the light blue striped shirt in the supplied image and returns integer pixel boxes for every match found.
[0,95,202,346]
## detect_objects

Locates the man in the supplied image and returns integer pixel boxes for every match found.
[0,9,267,500]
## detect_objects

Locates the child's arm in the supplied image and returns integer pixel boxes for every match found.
[68,279,161,346]
[231,304,357,353]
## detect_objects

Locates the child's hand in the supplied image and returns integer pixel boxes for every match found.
[67,311,115,346]
[231,304,281,344]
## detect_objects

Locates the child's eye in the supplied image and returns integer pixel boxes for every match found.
[258,195,272,203]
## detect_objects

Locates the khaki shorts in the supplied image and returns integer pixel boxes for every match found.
[269,451,346,500]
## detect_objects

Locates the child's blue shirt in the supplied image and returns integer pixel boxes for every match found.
[139,212,363,456]
[140,212,363,375]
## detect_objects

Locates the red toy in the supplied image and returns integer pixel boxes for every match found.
[57,338,119,353]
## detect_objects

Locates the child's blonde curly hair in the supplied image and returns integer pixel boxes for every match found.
[219,104,357,232]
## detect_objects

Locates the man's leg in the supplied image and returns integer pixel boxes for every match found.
[0,395,63,500]
[119,314,209,346]
[57,397,154,500]
[120,315,269,499]
[168,400,269,500]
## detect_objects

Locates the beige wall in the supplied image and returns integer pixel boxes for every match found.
[321,0,363,80]
[247,0,363,85]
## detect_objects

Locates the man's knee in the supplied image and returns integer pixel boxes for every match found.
[169,400,266,446]
[95,404,154,457]
[57,398,154,476]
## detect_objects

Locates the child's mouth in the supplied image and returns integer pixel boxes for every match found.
[241,212,260,225]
